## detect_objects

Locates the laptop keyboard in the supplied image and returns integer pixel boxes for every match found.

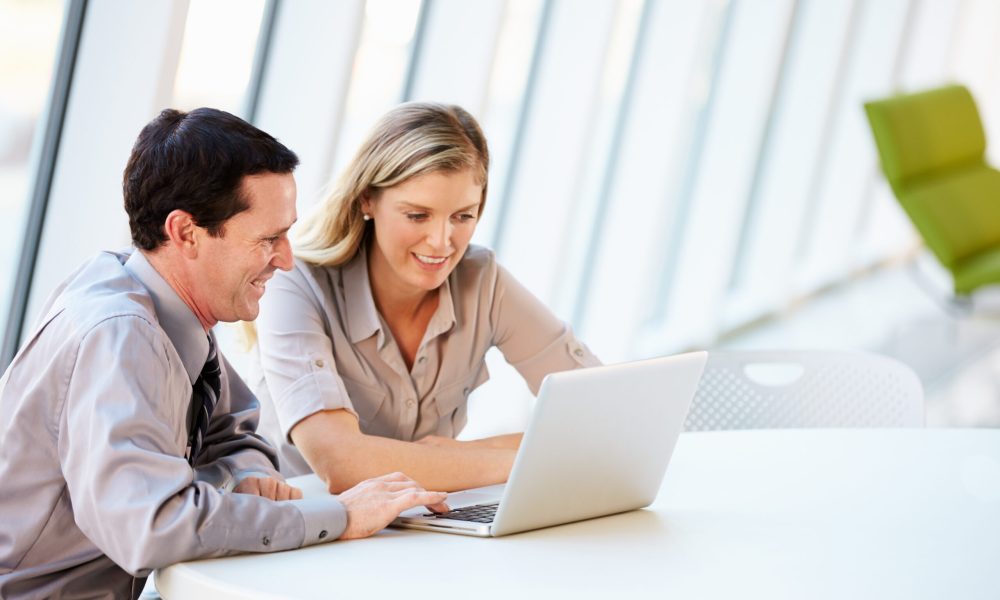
[427,502,499,523]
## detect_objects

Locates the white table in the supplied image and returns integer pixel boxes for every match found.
[156,429,1000,599]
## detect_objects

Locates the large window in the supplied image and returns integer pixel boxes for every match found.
[171,0,267,116]
[0,0,65,348]
[10,0,1000,431]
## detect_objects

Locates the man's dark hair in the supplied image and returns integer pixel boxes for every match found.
[123,107,299,250]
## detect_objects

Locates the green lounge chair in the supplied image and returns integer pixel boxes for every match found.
[864,84,1000,296]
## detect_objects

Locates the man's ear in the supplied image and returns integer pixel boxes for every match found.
[163,209,200,258]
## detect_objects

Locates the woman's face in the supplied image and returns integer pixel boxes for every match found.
[364,168,482,299]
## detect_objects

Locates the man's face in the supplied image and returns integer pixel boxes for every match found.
[193,172,297,325]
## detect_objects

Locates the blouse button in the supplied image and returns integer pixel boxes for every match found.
[314,359,325,368]
[319,530,328,539]
[573,349,584,358]
[418,356,426,364]
[262,535,271,546]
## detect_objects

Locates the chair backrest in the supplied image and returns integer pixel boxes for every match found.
[685,350,924,431]
[864,84,986,193]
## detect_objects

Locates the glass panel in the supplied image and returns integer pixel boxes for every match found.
[472,0,544,248]
[330,0,424,177]
[0,0,65,342]
[171,0,267,116]
[581,0,721,361]
[657,0,796,348]
[723,0,855,327]
[554,0,644,320]
[793,0,912,293]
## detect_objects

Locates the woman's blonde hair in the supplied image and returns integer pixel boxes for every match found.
[293,101,490,267]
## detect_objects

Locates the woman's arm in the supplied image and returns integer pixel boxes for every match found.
[416,433,523,451]
[291,409,517,493]
[490,262,602,394]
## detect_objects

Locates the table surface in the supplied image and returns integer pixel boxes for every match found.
[156,429,1000,599]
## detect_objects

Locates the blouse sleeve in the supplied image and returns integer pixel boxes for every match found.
[255,262,358,442]
[490,262,601,394]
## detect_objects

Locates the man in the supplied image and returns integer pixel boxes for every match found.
[0,108,447,599]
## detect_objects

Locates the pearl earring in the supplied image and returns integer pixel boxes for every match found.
[363,214,371,221]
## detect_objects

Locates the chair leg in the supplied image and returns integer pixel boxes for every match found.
[949,294,973,314]
[906,260,969,317]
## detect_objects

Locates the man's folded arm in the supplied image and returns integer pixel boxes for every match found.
[194,351,284,491]
[58,316,345,576]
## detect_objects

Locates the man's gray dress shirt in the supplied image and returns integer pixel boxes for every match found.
[0,250,346,599]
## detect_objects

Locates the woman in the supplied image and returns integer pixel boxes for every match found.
[254,102,600,493]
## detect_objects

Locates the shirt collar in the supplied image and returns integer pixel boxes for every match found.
[342,245,457,345]
[123,249,210,385]
[426,277,456,339]
[343,246,382,345]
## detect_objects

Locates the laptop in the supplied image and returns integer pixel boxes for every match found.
[392,351,707,537]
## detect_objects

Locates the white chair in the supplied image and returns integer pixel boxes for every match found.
[685,350,924,431]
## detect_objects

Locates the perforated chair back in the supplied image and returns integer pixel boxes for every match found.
[686,350,924,431]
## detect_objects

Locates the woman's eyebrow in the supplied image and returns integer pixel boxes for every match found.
[398,201,480,212]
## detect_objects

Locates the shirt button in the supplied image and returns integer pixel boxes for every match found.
[407,400,415,408]
[314,359,325,368]
[463,387,470,396]
[573,349,584,358]
[418,356,426,364]
[319,530,328,539]
[262,535,271,546]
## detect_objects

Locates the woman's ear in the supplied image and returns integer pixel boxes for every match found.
[360,192,373,216]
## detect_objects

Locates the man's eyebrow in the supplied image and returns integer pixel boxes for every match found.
[260,223,294,238]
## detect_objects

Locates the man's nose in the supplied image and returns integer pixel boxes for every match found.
[273,236,294,271]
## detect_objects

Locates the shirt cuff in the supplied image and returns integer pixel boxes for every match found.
[275,370,360,443]
[513,327,602,394]
[291,496,348,546]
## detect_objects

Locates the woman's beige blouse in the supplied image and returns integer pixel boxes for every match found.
[253,244,601,475]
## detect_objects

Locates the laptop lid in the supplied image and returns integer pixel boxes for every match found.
[491,351,706,535]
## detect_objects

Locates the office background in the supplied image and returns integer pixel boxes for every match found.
[3,0,1000,434]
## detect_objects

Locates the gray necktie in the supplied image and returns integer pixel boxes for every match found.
[188,339,221,465]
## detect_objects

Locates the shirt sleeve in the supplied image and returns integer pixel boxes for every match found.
[255,264,358,443]
[490,263,602,394]
[58,316,347,576]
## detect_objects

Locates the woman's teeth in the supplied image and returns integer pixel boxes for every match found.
[415,254,447,265]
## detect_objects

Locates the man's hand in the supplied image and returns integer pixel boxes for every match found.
[337,472,449,540]
[233,476,303,501]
